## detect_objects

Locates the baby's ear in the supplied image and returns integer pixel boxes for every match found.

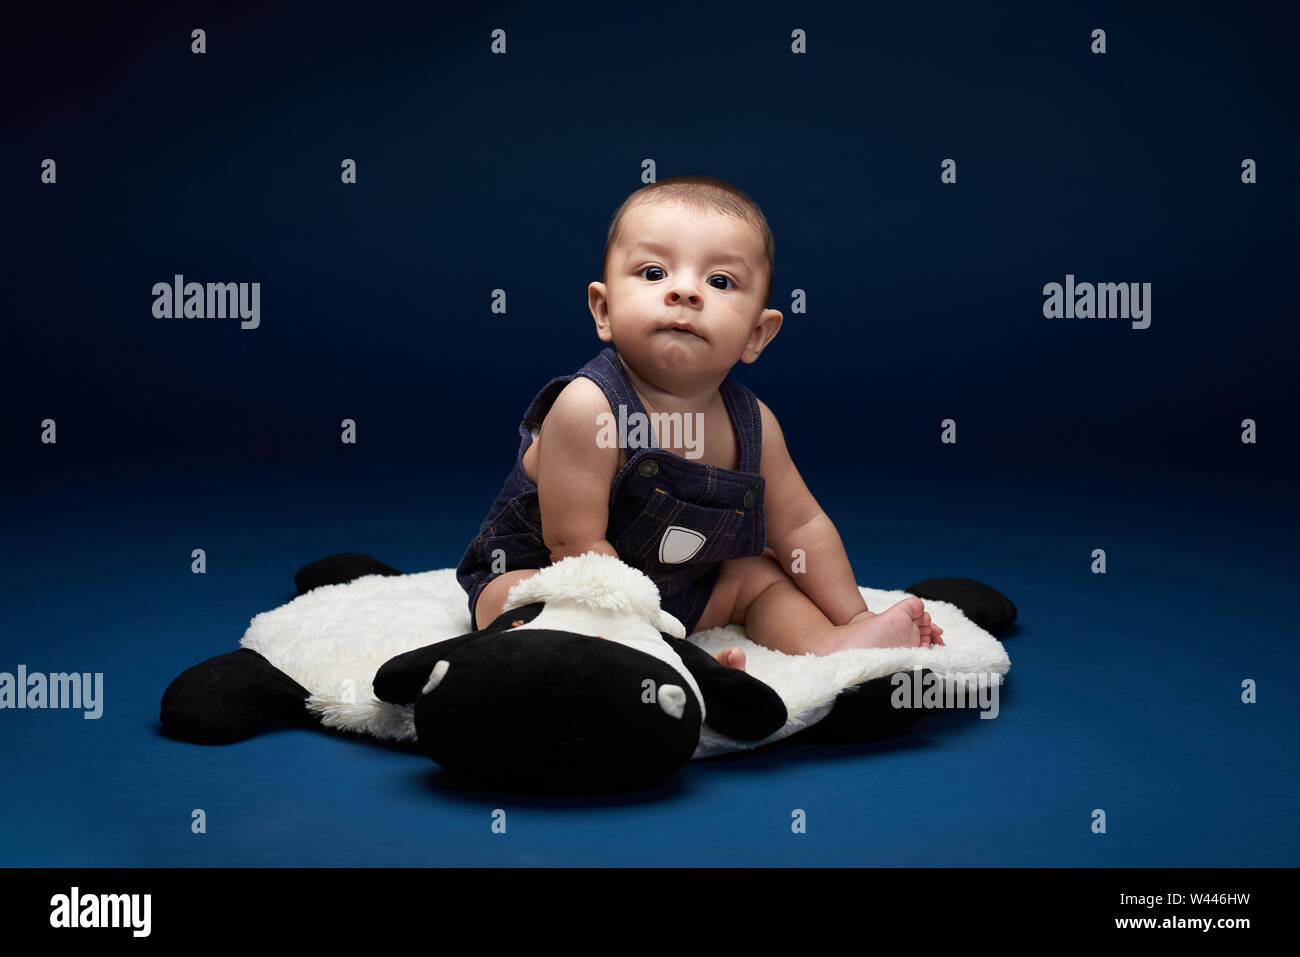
[656,609,686,639]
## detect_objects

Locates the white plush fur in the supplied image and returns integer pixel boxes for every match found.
[496,552,704,715]
[240,556,1011,759]
[689,600,1010,757]
[502,551,686,638]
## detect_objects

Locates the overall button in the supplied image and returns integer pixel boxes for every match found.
[637,458,659,478]
[742,488,757,508]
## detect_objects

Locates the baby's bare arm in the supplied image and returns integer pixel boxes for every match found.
[757,399,871,626]
[536,377,622,563]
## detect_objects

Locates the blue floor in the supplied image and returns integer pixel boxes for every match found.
[2,456,1296,866]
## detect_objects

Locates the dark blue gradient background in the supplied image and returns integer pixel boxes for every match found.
[2,0,1296,867]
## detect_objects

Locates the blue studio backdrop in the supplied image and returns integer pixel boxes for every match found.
[2,0,1297,867]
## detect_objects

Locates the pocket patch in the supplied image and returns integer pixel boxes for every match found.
[658,525,707,564]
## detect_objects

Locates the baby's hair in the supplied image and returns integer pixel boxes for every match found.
[601,174,775,308]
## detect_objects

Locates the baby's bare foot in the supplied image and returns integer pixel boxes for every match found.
[830,597,939,651]
[712,646,747,671]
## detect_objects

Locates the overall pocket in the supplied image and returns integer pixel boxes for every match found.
[507,491,544,535]
[476,529,550,572]
[612,487,745,569]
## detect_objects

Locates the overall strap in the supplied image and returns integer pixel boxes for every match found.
[573,347,660,449]
[719,375,763,475]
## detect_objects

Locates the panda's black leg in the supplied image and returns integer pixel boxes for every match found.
[661,635,787,741]
[799,670,932,744]
[293,553,404,595]
[160,649,313,744]
[904,577,1018,637]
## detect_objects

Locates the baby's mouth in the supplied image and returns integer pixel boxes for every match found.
[660,325,704,341]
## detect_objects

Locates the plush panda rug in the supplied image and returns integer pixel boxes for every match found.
[240,567,1011,759]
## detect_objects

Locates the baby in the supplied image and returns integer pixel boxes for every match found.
[455,175,942,670]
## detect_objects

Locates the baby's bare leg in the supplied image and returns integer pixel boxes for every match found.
[690,553,779,669]
[697,550,938,657]
[474,569,543,630]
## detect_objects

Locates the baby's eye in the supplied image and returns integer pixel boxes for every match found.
[638,266,733,289]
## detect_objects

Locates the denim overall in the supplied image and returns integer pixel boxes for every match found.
[456,346,766,633]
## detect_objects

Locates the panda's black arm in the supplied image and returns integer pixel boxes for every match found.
[659,635,786,741]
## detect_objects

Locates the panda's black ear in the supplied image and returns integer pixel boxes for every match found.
[373,602,549,705]
[374,634,481,704]
[659,635,787,741]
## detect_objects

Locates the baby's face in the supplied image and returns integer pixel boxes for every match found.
[591,201,778,388]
